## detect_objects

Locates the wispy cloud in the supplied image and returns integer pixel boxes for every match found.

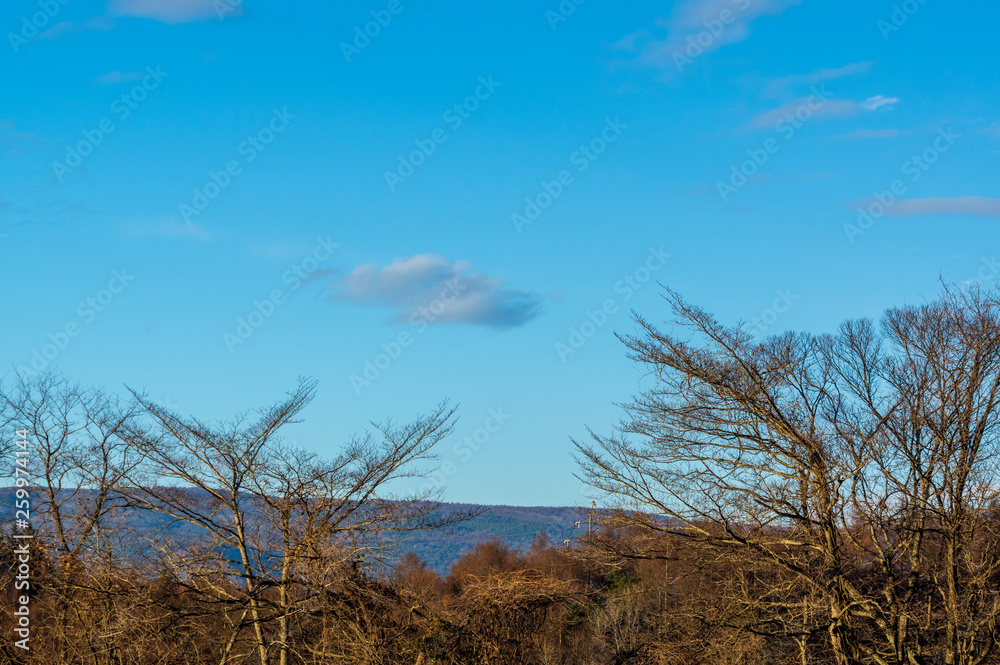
[26,0,225,37]
[764,62,873,97]
[0,120,43,157]
[612,29,650,52]
[250,242,311,261]
[748,98,854,129]
[860,95,900,111]
[97,70,147,85]
[748,95,899,129]
[36,17,115,40]
[325,254,543,329]
[886,197,1000,218]
[831,128,903,140]
[616,0,801,67]
[108,0,238,24]
[123,219,213,241]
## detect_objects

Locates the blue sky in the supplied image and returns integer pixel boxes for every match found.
[2,0,998,506]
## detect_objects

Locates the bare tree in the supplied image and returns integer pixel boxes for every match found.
[115,377,461,665]
[0,370,147,664]
[456,569,583,665]
[0,370,140,569]
[576,286,1000,665]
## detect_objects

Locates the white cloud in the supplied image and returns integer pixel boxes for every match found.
[748,97,857,129]
[250,242,307,261]
[748,94,899,129]
[325,254,542,329]
[833,128,903,140]
[887,197,1000,218]
[611,29,651,52]
[97,70,147,85]
[36,16,115,40]
[619,0,801,67]
[108,0,238,24]
[861,95,900,111]
[123,219,213,241]
[764,62,873,97]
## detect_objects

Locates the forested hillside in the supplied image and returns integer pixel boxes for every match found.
[401,504,588,573]
[0,488,587,575]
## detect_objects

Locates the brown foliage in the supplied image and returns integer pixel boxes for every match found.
[5,287,1000,664]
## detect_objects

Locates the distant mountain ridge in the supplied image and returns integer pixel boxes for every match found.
[0,488,589,577]
[405,503,591,574]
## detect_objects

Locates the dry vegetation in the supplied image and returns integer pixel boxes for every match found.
[2,285,1000,664]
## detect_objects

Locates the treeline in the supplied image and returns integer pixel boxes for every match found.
[0,372,800,665]
[0,519,830,664]
[3,284,1000,664]
[7,516,1000,664]
[0,372,469,664]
